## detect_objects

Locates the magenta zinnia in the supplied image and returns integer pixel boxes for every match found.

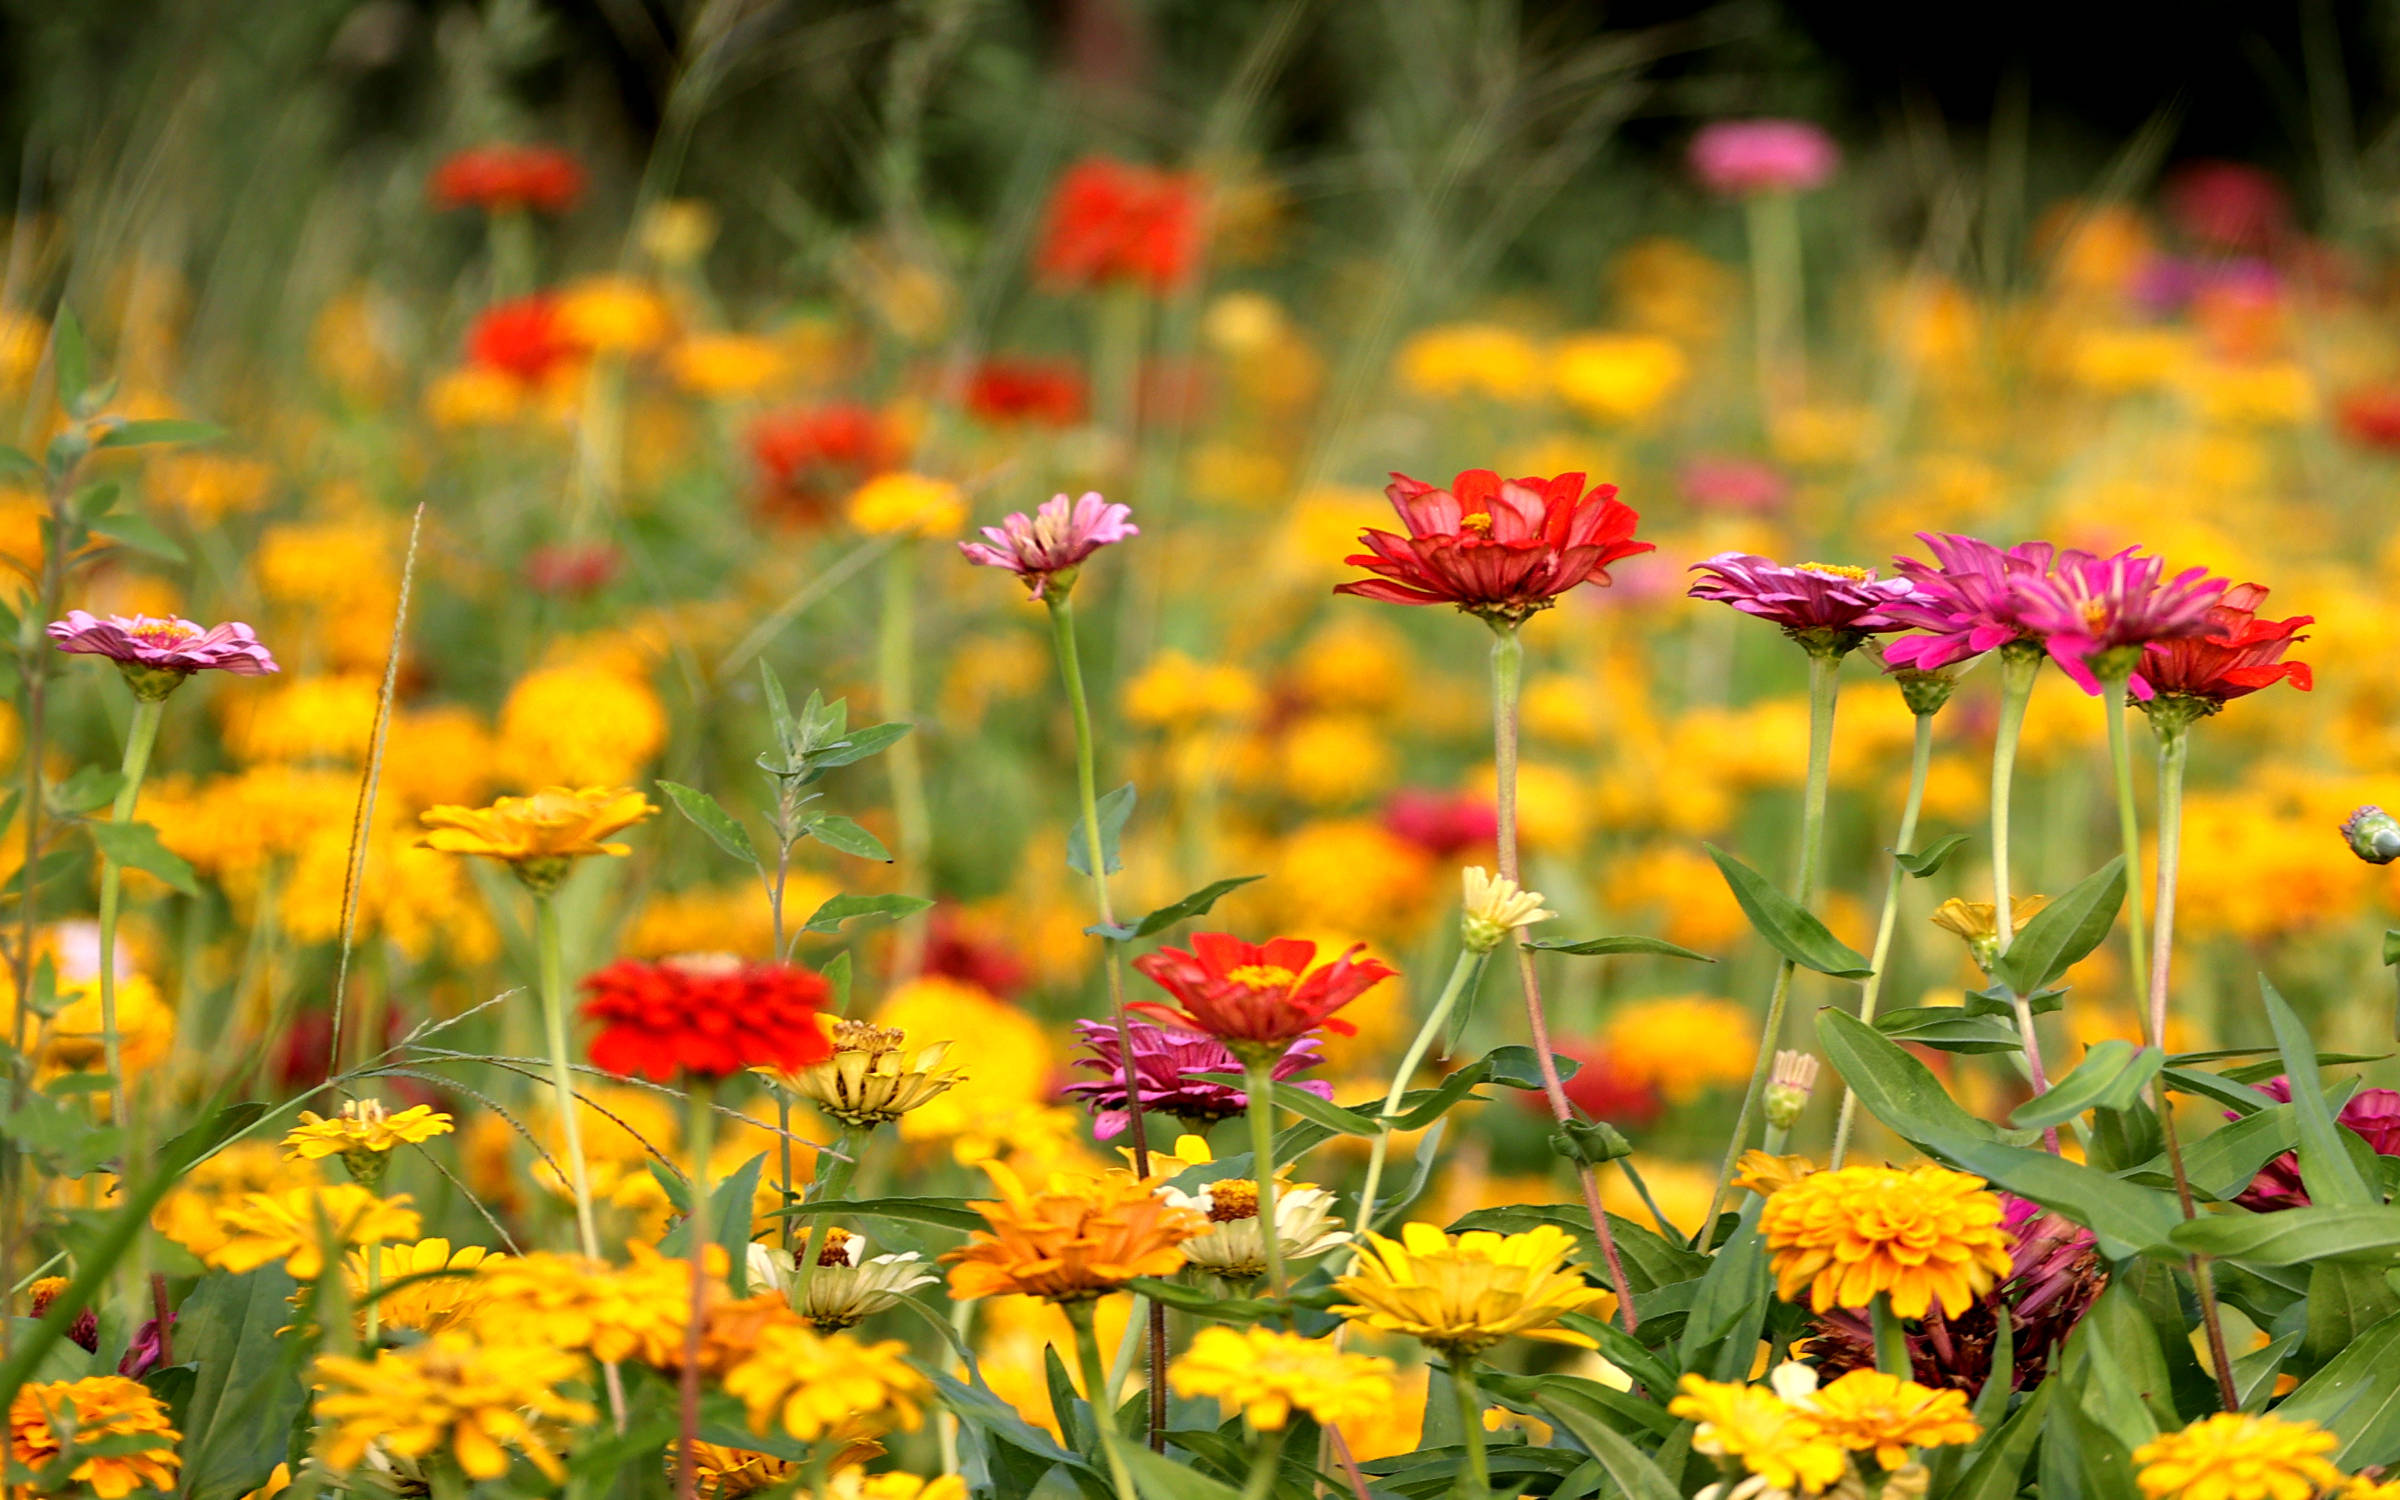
[959,490,1138,599]
[1062,1017,1331,1140]
[1336,468,1651,623]
[49,611,278,697]
[1685,553,1916,653]
[1881,533,2056,672]
[2008,546,2229,696]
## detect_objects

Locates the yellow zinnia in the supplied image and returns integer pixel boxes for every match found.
[312,1331,594,1481]
[204,1184,421,1281]
[2132,1413,2343,1500]
[1806,1369,1980,1469]
[720,1323,929,1442]
[468,1244,704,1366]
[418,785,657,891]
[772,1018,963,1129]
[1330,1222,1611,1358]
[1168,1326,1398,1433]
[345,1239,502,1336]
[846,473,966,538]
[8,1376,181,1500]
[1667,1374,1848,1496]
[282,1100,454,1180]
[1759,1164,2013,1319]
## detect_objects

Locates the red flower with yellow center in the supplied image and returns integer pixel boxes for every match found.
[1131,934,1395,1053]
[1336,468,1652,623]
[580,956,835,1083]
[1034,157,1202,294]
[2139,581,2312,708]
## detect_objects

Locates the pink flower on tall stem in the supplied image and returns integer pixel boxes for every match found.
[1688,120,1840,196]
[49,612,278,698]
[1336,469,1651,624]
[2009,547,2229,696]
[959,491,1137,600]
[1685,553,1916,654]
[1063,1017,1330,1140]
[1881,533,2056,673]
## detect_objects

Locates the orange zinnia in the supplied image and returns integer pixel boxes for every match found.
[943,1164,1208,1303]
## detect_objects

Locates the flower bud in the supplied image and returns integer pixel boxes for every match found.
[2344,806,2400,866]
[1460,866,1555,953]
[1763,1050,1819,1130]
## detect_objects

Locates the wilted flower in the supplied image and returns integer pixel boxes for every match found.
[1336,468,1651,624]
[48,612,278,699]
[1330,1222,1610,1358]
[775,1019,962,1129]
[1131,933,1395,1055]
[1928,895,2050,973]
[2131,1413,2340,1500]
[313,1332,593,1481]
[581,955,835,1082]
[427,143,585,214]
[1687,119,1841,196]
[2138,582,2312,712]
[1760,1165,2012,1319]
[9,1376,181,1500]
[1687,554,1917,656]
[1034,157,1202,293]
[957,491,1138,599]
[1882,534,2056,673]
[1460,865,1554,953]
[2343,806,2400,866]
[944,1164,1209,1303]
[1062,1017,1329,1140]
[2008,546,2230,697]
[1169,1326,1399,1432]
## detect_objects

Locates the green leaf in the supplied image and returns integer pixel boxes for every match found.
[83,820,197,896]
[174,1269,306,1500]
[50,767,122,815]
[1066,783,1135,876]
[2137,1104,2299,1202]
[1817,1007,2013,1149]
[2276,1310,2400,1466]
[1122,1278,1281,1323]
[775,1196,985,1232]
[2161,1065,2279,1114]
[1195,1074,1374,1137]
[2264,972,2375,1209]
[806,814,890,862]
[52,309,88,409]
[1950,1380,2052,1500]
[1873,1007,2024,1054]
[1703,844,1872,978]
[2233,1332,2300,1410]
[1991,857,2126,995]
[1677,1219,1769,1377]
[658,1153,766,1289]
[91,512,185,564]
[2168,1205,2400,1266]
[2038,1373,2141,1500]
[1523,934,1714,962]
[759,662,799,764]
[2308,1260,2400,1371]
[1526,1382,1684,1500]
[1894,831,1970,877]
[802,893,933,934]
[2009,1040,2164,1129]
[0,1089,118,1177]
[1087,875,1263,942]
[94,419,224,450]
[656,780,759,870]
[805,720,912,771]
[0,447,38,483]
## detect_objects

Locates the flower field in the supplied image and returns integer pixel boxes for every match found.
[9,6,2400,1499]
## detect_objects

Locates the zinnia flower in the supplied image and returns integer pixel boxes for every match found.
[427,143,585,214]
[964,357,1087,427]
[312,1331,594,1481]
[1130,933,1395,1055]
[1928,894,2050,974]
[1666,1373,1848,1496]
[1688,119,1841,196]
[2008,546,2230,697]
[418,786,657,892]
[2139,582,2312,710]
[773,1019,962,1129]
[1759,1164,2013,1320]
[581,954,835,1082]
[2131,1412,2341,1500]
[465,295,585,385]
[8,1376,181,1500]
[1034,157,1202,293]
[719,1322,930,1441]
[282,1100,454,1185]
[1379,788,1498,859]
[847,472,967,538]
[746,403,903,527]
[672,1442,798,1500]
[2235,1076,2400,1212]
[469,1246,702,1365]
[748,1233,939,1331]
[958,490,1138,599]
[1460,865,1554,953]
[204,1184,422,1281]
[1169,1326,1399,1432]
[1160,1170,1349,1284]
[345,1239,502,1336]
[1061,1017,1330,1140]
[943,1163,1209,1303]
[1882,533,2056,673]
[48,612,278,699]
[1686,554,1917,656]
[1335,469,1651,624]
[1330,1222,1611,1358]
[1803,1368,1980,1468]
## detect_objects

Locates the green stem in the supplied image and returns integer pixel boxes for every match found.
[1238,1424,1288,1500]
[791,1124,863,1318]
[677,1079,718,1500]
[1870,1294,1912,1379]
[1991,645,2059,1152]
[1242,1055,1288,1306]
[777,1091,795,1254]
[1707,647,1840,1231]
[1068,1300,1141,1500]
[2101,674,2150,1018]
[534,896,605,1264]
[880,540,930,979]
[1744,190,1806,417]
[96,696,164,1143]
[1354,948,1477,1238]
[363,1246,381,1348]
[1489,622,1636,1331]
[1451,1359,1491,1495]
[1833,710,1933,1168]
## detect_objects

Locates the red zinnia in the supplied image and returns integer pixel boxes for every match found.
[746,403,903,526]
[1034,158,1202,294]
[467,295,584,385]
[2139,581,2312,705]
[1130,933,1394,1052]
[429,144,587,215]
[965,357,1088,428]
[1336,468,1653,623]
[581,956,834,1082]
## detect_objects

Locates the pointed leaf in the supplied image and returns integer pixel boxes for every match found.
[95,419,225,449]
[2009,1040,2164,1129]
[1066,783,1135,877]
[1087,875,1263,941]
[775,1196,984,1232]
[1894,832,1971,877]
[1703,843,1871,978]
[802,893,933,935]
[90,512,185,564]
[84,820,197,896]
[656,780,759,870]
[1524,934,1713,962]
[2264,972,2374,1208]
[1526,1384,1683,1500]
[807,721,912,770]
[1991,857,2126,996]
[805,814,890,862]
[174,1269,306,1500]
[1873,1007,2024,1054]
[2168,1205,2400,1266]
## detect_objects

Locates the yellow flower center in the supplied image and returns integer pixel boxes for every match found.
[1206,1181,1260,1223]
[128,618,199,645]
[2082,600,2112,631]
[1225,964,1298,991]
[1459,512,1494,533]
[1797,562,1872,581]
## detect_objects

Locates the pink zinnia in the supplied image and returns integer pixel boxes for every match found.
[959,490,1137,600]
[1688,120,1840,196]
[2009,546,2229,697]
[49,611,278,698]
[1881,533,2057,673]
[1062,1017,1330,1140]
[1685,553,1916,651]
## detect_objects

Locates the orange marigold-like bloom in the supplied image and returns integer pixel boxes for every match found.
[1806,1369,1980,1469]
[943,1163,1209,1303]
[1130,933,1395,1054]
[581,955,835,1082]
[1759,1164,2012,1319]
[9,1376,181,1500]
[418,786,656,893]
